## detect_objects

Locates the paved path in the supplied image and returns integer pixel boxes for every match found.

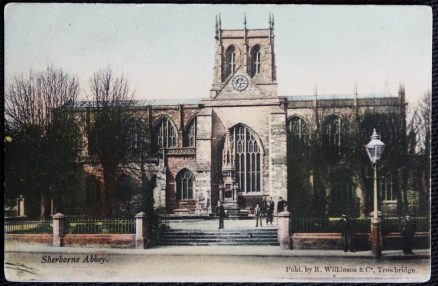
[4,243,430,283]
[4,240,430,259]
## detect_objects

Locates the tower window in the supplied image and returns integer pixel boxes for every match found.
[250,45,261,77]
[224,46,236,80]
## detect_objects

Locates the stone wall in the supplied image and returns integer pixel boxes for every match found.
[165,155,197,211]
[195,108,213,214]
[290,232,429,250]
[269,109,288,204]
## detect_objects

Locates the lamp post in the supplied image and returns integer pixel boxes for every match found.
[365,128,385,258]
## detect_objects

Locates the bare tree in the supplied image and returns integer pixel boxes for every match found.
[5,66,79,130]
[406,91,431,215]
[4,66,80,219]
[87,67,135,217]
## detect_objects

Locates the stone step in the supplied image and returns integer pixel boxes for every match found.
[161,235,277,239]
[159,242,279,246]
[162,231,277,235]
[159,239,278,244]
[159,227,279,246]
[164,229,277,234]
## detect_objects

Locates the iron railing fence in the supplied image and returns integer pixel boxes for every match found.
[4,220,53,234]
[381,217,430,233]
[65,217,135,234]
[291,217,430,233]
[290,217,371,233]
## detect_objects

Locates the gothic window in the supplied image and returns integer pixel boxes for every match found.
[224,45,236,79]
[323,115,343,158]
[184,118,196,147]
[287,116,308,150]
[230,124,262,193]
[330,180,354,216]
[176,169,195,200]
[125,119,141,155]
[380,174,396,202]
[155,116,177,149]
[250,45,261,77]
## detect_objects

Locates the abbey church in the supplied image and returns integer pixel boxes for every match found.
[73,16,421,219]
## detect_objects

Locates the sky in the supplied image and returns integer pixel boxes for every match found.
[4,4,432,105]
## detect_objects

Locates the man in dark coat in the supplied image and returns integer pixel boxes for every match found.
[277,197,287,214]
[340,214,354,252]
[400,214,416,254]
[217,203,226,229]
[265,197,275,225]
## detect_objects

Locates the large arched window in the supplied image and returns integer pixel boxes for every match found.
[155,116,177,149]
[124,118,142,155]
[380,173,396,202]
[224,45,236,79]
[330,179,354,216]
[250,45,261,77]
[287,116,308,155]
[230,124,262,193]
[184,117,196,147]
[323,115,343,158]
[176,169,195,200]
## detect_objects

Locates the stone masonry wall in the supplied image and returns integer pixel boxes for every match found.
[269,109,288,205]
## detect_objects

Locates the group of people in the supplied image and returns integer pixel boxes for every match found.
[216,196,287,229]
[340,213,417,254]
[217,200,417,255]
[254,196,287,227]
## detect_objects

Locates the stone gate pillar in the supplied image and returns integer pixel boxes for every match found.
[135,212,150,249]
[17,195,25,217]
[52,213,65,247]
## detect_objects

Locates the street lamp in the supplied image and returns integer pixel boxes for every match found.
[365,128,385,258]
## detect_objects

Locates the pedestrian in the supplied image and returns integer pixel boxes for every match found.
[339,214,354,252]
[265,197,274,225]
[255,204,262,227]
[217,202,226,229]
[399,214,416,255]
[277,196,287,214]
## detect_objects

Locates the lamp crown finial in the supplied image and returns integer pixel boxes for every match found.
[371,129,379,140]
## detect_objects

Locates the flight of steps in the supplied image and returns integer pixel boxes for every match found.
[159,227,279,246]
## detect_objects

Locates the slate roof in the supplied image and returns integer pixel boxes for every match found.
[71,98,203,108]
[285,93,393,101]
[70,93,396,108]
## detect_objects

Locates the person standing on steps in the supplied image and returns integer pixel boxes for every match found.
[217,202,226,229]
[265,197,274,225]
[255,204,263,227]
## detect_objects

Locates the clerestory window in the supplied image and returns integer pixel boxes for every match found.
[184,118,196,147]
[155,117,177,149]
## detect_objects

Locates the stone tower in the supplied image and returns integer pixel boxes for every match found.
[210,14,278,97]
